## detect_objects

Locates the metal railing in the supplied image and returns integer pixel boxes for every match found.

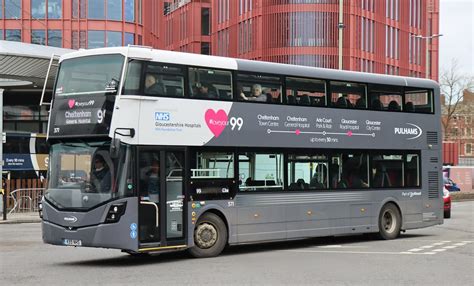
[7,188,45,214]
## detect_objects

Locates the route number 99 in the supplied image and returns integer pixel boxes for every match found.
[229,117,243,131]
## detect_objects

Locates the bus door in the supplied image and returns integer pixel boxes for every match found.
[138,149,185,247]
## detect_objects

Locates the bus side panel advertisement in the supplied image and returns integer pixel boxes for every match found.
[134,98,435,150]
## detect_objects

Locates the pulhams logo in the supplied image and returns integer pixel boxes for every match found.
[394,123,422,140]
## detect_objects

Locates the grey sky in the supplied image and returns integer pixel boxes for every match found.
[439,0,474,76]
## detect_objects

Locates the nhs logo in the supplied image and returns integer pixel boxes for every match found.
[155,112,170,121]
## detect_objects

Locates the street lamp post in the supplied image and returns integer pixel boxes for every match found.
[338,0,344,70]
[414,34,443,79]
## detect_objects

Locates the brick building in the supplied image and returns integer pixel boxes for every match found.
[442,90,474,166]
[163,0,440,81]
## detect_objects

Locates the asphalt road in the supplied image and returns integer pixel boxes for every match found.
[1,201,473,286]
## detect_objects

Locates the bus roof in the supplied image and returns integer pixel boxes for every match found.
[60,46,438,90]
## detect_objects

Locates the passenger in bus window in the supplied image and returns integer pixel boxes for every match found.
[144,74,164,95]
[195,82,217,99]
[91,155,111,193]
[240,84,267,102]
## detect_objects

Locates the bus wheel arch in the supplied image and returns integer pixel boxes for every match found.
[189,210,228,258]
[377,201,402,240]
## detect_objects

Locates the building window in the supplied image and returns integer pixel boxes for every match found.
[79,31,87,48]
[125,0,134,22]
[72,0,79,18]
[201,8,210,36]
[5,29,21,41]
[4,0,21,19]
[31,30,46,45]
[106,31,122,47]
[88,0,105,19]
[88,30,105,48]
[466,144,472,154]
[107,0,122,20]
[31,0,46,19]
[72,31,79,49]
[201,42,210,55]
[0,30,3,40]
[124,32,134,46]
[48,0,62,19]
[48,30,62,47]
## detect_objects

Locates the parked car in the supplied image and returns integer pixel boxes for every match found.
[444,177,461,192]
[443,186,451,219]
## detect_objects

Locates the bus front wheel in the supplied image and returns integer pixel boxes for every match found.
[378,203,401,240]
[189,212,228,258]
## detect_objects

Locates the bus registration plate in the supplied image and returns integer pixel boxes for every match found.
[63,239,82,246]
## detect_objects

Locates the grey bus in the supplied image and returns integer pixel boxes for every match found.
[40,47,443,258]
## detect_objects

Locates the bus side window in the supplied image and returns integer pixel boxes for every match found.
[285,77,326,107]
[405,89,433,113]
[144,63,185,98]
[189,68,232,100]
[330,81,367,109]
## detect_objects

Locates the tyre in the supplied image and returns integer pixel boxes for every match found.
[188,212,228,258]
[378,203,401,240]
[444,209,451,219]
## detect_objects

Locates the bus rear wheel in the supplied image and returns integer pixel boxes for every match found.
[378,203,401,240]
[188,213,227,258]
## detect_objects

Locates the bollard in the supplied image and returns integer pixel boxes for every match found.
[1,188,5,220]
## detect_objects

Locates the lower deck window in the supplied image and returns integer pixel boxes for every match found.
[239,153,283,191]
[288,154,328,190]
[330,153,369,189]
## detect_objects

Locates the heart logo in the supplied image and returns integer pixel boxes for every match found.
[68,99,75,109]
[205,109,228,138]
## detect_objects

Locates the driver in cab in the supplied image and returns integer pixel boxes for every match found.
[90,155,111,193]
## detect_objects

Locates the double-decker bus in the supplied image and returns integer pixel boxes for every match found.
[40,47,443,258]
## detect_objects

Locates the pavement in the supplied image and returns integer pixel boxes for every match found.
[0,212,41,224]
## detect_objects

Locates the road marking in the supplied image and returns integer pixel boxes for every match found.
[432,242,446,246]
[454,243,467,246]
[462,241,473,243]
[424,252,436,255]
[408,248,423,252]
[420,245,434,249]
[285,250,438,255]
[443,245,457,249]
[433,249,447,252]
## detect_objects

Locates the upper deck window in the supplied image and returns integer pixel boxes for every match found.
[330,81,367,109]
[144,63,185,97]
[286,77,326,106]
[189,68,233,100]
[405,88,433,113]
[237,73,282,103]
[369,84,403,111]
[55,54,123,97]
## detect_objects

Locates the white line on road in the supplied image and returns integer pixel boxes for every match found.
[454,243,467,246]
[420,245,434,249]
[408,248,423,252]
[285,250,438,255]
[433,249,447,252]
[443,245,458,249]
